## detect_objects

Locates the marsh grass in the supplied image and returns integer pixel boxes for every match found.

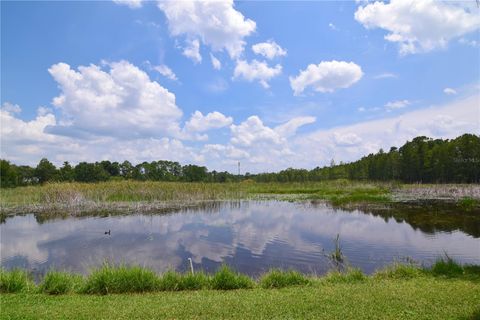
[39,271,84,295]
[0,180,393,215]
[259,269,310,288]
[0,268,33,293]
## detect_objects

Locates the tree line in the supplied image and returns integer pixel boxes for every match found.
[1,134,479,187]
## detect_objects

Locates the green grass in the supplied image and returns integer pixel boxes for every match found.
[1,262,479,318]
[2,278,479,319]
[0,269,33,293]
[82,264,160,294]
[39,271,84,295]
[210,265,255,290]
[259,269,310,288]
[323,268,367,283]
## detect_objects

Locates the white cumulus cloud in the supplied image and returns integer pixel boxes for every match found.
[182,39,202,63]
[444,88,457,95]
[158,0,256,59]
[210,53,222,70]
[385,99,410,111]
[289,60,363,95]
[185,111,233,133]
[251,40,287,60]
[153,64,178,81]
[355,0,480,55]
[233,60,282,88]
[113,0,142,9]
[47,60,183,139]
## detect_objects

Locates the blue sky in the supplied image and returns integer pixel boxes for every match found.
[1,0,479,172]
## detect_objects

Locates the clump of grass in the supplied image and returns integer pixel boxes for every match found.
[179,272,210,290]
[458,197,478,212]
[157,271,182,291]
[324,268,366,283]
[210,265,254,290]
[0,269,33,293]
[82,264,160,294]
[39,271,84,295]
[430,255,465,277]
[260,269,310,288]
[374,263,424,280]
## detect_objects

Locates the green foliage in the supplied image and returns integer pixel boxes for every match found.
[82,264,160,294]
[259,269,310,288]
[210,265,255,290]
[39,271,84,294]
[0,268,33,293]
[35,158,58,184]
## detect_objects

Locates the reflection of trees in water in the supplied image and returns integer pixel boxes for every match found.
[332,201,480,238]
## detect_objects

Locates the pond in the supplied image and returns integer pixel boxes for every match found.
[1,201,479,277]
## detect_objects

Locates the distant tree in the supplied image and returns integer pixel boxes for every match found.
[0,160,18,187]
[59,161,75,182]
[74,162,109,182]
[35,158,58,184]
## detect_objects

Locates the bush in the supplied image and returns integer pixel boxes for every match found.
[180,272,210,290]
[0,269,33,293]
[260,269,310,289]
[210,265,254,290]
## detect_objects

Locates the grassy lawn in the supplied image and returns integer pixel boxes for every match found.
[2,278,479,320]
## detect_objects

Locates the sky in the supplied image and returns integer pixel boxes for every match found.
[1,0,479,173]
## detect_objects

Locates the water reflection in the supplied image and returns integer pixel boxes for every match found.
[1,201,479,277]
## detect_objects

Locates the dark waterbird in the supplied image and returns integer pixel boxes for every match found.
[104,230,110,235]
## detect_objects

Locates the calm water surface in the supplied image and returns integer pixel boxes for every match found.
[1,201,479,276]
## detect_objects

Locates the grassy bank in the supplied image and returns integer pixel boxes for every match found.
[2,260,479,295]
[2,261,479,319]
[2,278,479,319]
